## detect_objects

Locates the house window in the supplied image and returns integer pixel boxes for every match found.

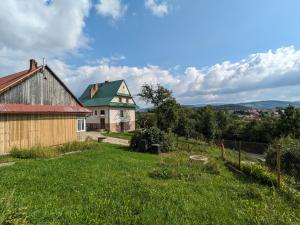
[119,97,122,102]
[94,110,97,115]
[126,98,129,103]
[77,118,86,132]
[100,110,105,115]
[120,110,124,118]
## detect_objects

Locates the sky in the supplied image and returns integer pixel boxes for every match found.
[1,0,300,107]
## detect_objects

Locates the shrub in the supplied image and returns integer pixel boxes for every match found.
[130,127,176,152]
[129,131,143,150]
[160,131,176,152]
[266,137,300,181]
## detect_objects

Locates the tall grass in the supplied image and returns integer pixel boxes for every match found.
[10,141,100,159]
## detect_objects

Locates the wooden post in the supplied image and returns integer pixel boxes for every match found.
[221,139,225,160]
[276,144,281,188]
[238,141,241,170]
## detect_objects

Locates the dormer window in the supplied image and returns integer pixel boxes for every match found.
[119,97,122,102]
[126,98,129,103]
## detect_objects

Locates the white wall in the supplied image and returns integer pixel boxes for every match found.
[111,96,134,104]
[86,106,109,124]
[109,108,135,123]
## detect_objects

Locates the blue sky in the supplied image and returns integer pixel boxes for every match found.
[1,0,300,106]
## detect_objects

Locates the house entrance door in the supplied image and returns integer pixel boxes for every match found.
[100,118,105,130]
[120,122,125,132]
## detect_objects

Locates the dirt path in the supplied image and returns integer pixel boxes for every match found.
[82,132,129,146]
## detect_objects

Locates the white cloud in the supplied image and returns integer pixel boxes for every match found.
[0,0,91,74]
[145,0,169,17]
[47,46,300,106]
[96,0,127,21]
[47,58,179,106]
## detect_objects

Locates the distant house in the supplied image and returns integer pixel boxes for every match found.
[79,80,136,132]
[0,59,90,154]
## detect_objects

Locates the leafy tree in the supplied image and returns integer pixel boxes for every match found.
[277,105,300,138]
[175,108,195,138]
[138,84,175,129]
[136,112,157,129]
[156,98,180,131]
[138,84,172,107]
[196,107,219,140]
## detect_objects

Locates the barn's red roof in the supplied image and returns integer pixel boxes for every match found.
[0,104,91,114]
[0,69,39,92]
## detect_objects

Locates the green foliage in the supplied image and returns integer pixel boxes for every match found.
[195,107,219,140]
[160,130,176,153]
[174,108,197,138]
[227,161,277,187]
[130,127,176,152]
[136,112,157,129]
[266,137,300,181]
[156,98,180,131]
[10,141,99,159]
[278,105,300,138]
[138,83,172,107]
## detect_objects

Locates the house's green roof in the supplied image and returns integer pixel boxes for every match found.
[79,80,136,108]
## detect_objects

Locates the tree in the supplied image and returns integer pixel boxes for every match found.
[156,98,180,131]
[138,84,174,128]
[175,109,196,139]
[196,107,219,140]
[136,112,157,129]
[138,84,172,107]
[277,105,300,138]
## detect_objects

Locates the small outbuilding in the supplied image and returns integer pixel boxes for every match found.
[0,59,90,154]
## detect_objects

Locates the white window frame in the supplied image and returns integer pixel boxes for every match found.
[120,110,124,118]
[77,117,86,132]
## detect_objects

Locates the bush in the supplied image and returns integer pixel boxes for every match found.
[130,127,176,152]
[266,137,300,181]
[160,131,176,153]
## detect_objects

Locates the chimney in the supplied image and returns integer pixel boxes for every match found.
[90,83,99,98]
[29,59,38,71]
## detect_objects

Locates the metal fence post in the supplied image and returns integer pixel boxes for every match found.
[276,144,281,188]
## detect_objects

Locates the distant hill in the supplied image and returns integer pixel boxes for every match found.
[139,100,300,112]
[183,100,300,110]
[239,100,300,109]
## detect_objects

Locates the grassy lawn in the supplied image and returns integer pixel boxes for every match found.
[102,131,133,140]
[0,143,299,224]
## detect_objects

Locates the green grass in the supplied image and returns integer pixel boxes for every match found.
[102,131,133,140]
[0,142,299,224]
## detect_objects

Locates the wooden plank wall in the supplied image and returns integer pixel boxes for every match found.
[0,114,78,154]
[0,69,79,106]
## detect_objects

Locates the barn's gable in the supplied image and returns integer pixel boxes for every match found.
[0,61,80,106]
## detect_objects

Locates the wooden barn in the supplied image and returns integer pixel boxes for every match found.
[0,59,90,154]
